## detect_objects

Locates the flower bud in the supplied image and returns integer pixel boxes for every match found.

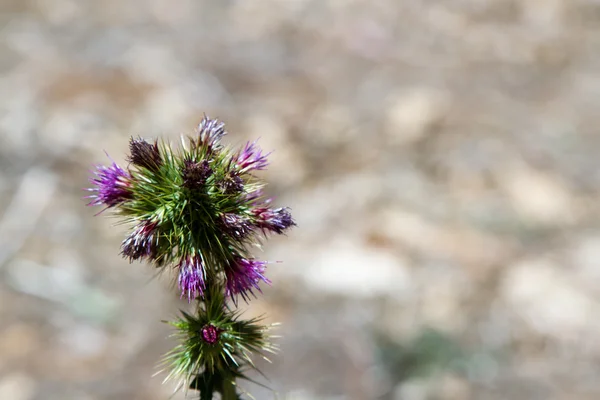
[121,220,159,262]
[197,116,226,148]
[252,207,295,234]
[219,213,253,240]
[181,159,212,189]
[128,137,163,172]
[201,324,221,345]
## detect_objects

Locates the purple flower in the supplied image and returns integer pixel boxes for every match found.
[219,213,253,240]
[178,255,206,302]
[201,324,222,345]
[181,159,212,189]
[252,207,295,234]
[225,257,270,303]
[197,115,226,148]
[128,137,162,172]
[244,189,265,205]
[234,141,269,172]
[87,160,132,209]
[121,220,159,262]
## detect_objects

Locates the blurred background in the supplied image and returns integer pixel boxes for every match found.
[1,0,600,399]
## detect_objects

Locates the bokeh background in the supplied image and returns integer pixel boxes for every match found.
[1,0,600,399]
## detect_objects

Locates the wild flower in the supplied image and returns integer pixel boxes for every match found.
[87,160,132,209]
[86,116,295,399]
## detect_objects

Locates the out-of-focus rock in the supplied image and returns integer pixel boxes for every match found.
[385,88,449,145]
[501,256,600,341]
[571,235,600,294]
[374,207,514,275]
[500,165,576,226]
[419,268,470,333]
[304,103,355,148]
[34,0,82,25]
[58,323,108,358]
[0,373,36,400]
[304,236,412,299]
[394,378,429,400]
[520,0,566,30]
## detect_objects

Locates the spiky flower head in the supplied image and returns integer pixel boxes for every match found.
[196,115,227,150]
[178,254,206,302]
[161,288,276,396]
[219,213,253,240]
[253,207,296,234]
[121,220,159,262]
[225,258,270,304]
[233,141,269,173]
[128,137,163,172]
[87,160,132,209]
[201,324,222,345]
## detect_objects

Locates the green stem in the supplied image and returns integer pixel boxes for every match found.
[199,380,214,400]
[221,377,238,400]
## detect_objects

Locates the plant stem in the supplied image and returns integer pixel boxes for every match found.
[200,382,214,400]
[221,378,238,400]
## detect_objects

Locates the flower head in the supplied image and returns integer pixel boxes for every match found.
[87,160,132,208]
[219,213,253,240]
[201,324,222,345]
[121,220,159,262]
[234,141,269,172]
[252,207,295,234]
[225,258,270,303]
[128,137,163,172]
[245,189,265,205]
[162,294,276,394]
[181,159,212,189]
[197,115,226,148]
[178,255,206,302]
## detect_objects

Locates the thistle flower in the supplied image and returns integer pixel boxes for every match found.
[252,207,296,234]
[234,141,269,172]
[121,220,159,262]
[87,159,132,208]
[225,258,270,303]
[197,115,227,148]
[201,324,222,345]
[181,159,212,189]
[178,255,206,302]
[128,137,163,172]
[219,213,253,240]
[86,116,294,400]
[244,188,264,204]
[162,288,276,395]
